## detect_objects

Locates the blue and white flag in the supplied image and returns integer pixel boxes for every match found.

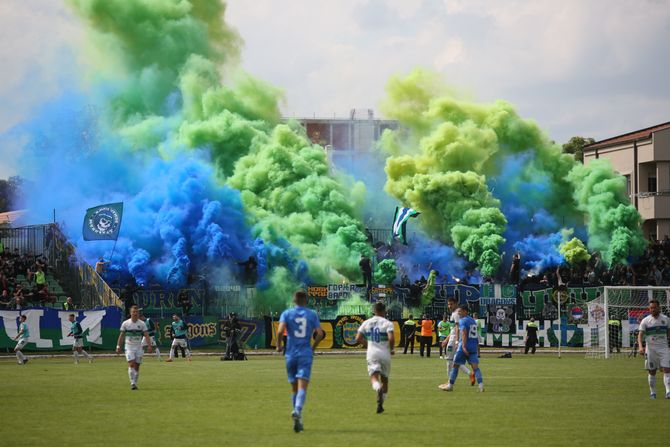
[392,207,420,245]
[83,202,123,241]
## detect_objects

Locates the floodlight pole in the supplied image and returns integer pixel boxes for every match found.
[557,292,562,359]
[604,289,609,360]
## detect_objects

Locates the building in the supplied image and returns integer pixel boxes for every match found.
[294,109,398,152]
[583,122,670,240]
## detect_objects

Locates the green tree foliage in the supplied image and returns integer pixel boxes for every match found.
[0,176,25,213]
[562,136,595,163]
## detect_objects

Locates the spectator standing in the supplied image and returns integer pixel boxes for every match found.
[419,314,433,358]
[402,315,416,354]
[608,318,622,353]
[177,290,192,316]
[95,258,109,275]
[359,254,373,293]
[510,252,521,285]
[63,297,75,311]
[525,317,539,354]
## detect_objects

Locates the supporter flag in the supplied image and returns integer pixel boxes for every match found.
[83,202,123,241]
[392,207,420,245]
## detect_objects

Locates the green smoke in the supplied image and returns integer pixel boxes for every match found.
[69,0,372,310]
[379,68,645,275]
[559,237,591,265]
[374,259,398,285]
[336,293,372,317]
[567,159,646,265]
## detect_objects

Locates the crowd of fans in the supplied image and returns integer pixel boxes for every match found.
[0,240,61,310]
[515,236,670,289]
[369,233,670,291]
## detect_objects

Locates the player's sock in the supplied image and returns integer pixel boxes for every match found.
[295,389,307,414]
[372,381,382,392]
[449,367,459,385]
[128,367,134,384]
[664,373,670,394]
[185,348,192,359]
[648,374,656,394]
[134,369,140,384]
[169,348,175,360]
[73,351,79,363]
[82,350,91,359]
[460,365,471,375]
[155,348,161,359]
[446,359,453,372]
[474,368,483,384]
[16,351,25,363]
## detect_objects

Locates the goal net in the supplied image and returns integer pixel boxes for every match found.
[585,286,670,359]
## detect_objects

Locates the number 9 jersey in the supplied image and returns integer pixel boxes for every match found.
[280,306,322,358]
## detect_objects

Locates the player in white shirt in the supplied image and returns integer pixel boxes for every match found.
[637,299,670,399]
[356,302,395,414]
[116,305,152,390]
[438,297,474,390]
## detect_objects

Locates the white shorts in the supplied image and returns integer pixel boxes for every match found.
[73,338,84,348]
[645,347,670,370]
[445,341,457,361]
[367,357,391,378]
[125,346,144,364]
[142,336,157,347]
[15,338,28,351]
[171,338,188,348]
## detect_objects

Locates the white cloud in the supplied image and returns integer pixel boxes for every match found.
[1,0,668,175]
[433,38,464,71]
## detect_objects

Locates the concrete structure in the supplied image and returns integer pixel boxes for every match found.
[293,109,398,152]
[583,122,670,240]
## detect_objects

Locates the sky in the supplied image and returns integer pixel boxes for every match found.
[1,0,669,178]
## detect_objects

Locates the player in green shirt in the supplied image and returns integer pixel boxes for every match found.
[140,313,162,361]
[13,315,29,365]
[438,313,451,359]
[68,314,93,364]
[166,314,191,362]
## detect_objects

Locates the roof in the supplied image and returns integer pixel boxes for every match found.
[585,121,670,151]
[0,210,27,225]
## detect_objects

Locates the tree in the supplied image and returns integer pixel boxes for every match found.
[562,136,595,163]
[0,176,27,213]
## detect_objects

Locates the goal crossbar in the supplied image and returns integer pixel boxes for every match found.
[603,286,670,359]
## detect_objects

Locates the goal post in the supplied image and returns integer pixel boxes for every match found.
[585,286,670,359]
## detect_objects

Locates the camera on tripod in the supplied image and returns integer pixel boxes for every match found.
[221,312,247,361]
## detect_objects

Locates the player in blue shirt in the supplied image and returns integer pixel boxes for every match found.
[445,305,484,392]
[276,290,325,433]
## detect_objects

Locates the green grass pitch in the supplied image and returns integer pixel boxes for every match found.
[1,353,668,446]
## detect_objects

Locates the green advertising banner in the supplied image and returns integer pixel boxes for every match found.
[0,307,122,351]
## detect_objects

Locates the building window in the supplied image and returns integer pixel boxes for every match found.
[648,176,657,193]
[625,175,631,197]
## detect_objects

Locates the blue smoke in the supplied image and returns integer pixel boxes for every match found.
[5,90,261,288]
[489,153,576,274]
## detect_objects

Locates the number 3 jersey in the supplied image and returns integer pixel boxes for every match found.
[357,316,394,361]
[280,306,321,358]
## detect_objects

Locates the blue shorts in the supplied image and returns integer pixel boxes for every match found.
[454,349,479,366]
[286,355,313,383]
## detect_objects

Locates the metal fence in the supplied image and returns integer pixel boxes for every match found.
[0,224,121,308]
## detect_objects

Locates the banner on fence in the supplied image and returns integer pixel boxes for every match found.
[0,307,122,350]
